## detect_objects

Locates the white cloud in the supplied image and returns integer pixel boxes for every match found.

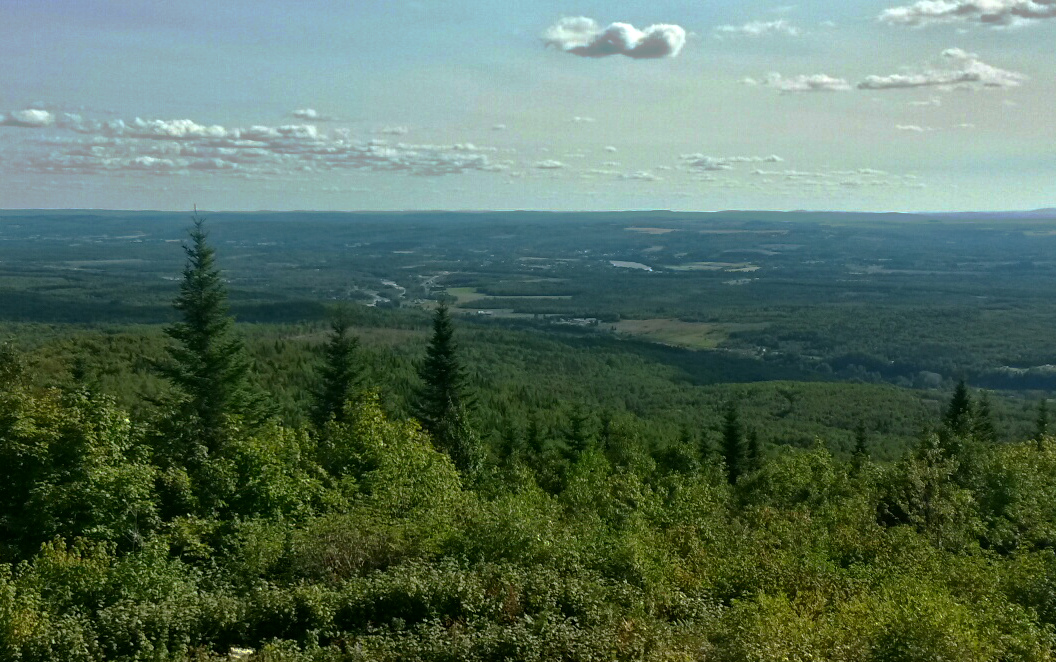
[746,73,852,92]
[880,0,1056,27]
[858,49,1026,89]
[896,123,974,132]
[571,116,596,123]
[621,170,662,181]
[714,19,800,36]
[290,108,337,121]
[681,154,784,171]
[543,17,687,59]
[0,109,56,128]
[908,96,943,106]
[379,126,410,135]
[491,123,508,131]
[604,145,618,153]
[534,160,566,169]
[128,117,230,139]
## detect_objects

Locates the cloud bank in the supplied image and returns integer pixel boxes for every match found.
[543,17,687,59]
[880,0,1056,27]
[2,112,511,178]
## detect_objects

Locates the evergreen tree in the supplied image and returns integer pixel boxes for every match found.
[312,309,363,427]
[415,302,469,433]
[972,391,997,445]
[721,401,744,484]
[157,213,256,459]
[943,380,973,438]
[414,302,480,475]
[563,403,593,460]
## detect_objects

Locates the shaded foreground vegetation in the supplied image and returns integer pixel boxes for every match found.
[5,347,1056,660]
[2,216,1056,660]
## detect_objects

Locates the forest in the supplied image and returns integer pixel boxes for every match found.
[2,211,1056,660]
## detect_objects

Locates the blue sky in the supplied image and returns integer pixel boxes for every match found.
[1,0,1052,211]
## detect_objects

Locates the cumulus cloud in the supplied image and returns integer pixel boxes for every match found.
[491,123,507,131]
[858,49,1026,89]
[745,73,852,92]
[543,17,687,59]
[379,126,410,135]
[880,0,1056,27]
[604,146,618,153]
[0,109,56,128]
[290,108,337,121]
[681,154,784,171]
[571,116,597,123]
[714,19,800,36]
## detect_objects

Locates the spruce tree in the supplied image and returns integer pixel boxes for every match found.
[414,302,480,475]
[563,404,593,460]
[157,213,255,458]
[721,401,744,484]
[415,302,467,431]
[972,391,997,445]
[943,380,973,438]
[312,309,363,427]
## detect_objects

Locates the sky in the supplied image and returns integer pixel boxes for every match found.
[0,0,1053,212]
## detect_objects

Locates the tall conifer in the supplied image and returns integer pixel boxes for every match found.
[721,401,744,484]
[157,213,255,458]
[312,309,363,427]
[414,302,481,475]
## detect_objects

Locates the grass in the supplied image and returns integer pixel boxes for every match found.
[614,318,766,350]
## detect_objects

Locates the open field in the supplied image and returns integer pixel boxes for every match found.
[614,318,768,350]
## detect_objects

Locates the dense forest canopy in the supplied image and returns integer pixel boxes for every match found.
[2,211,1056,660]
